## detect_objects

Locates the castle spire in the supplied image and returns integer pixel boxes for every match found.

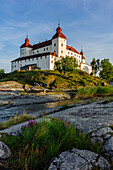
[58,19,60,27]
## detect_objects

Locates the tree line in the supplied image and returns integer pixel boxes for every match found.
[90,58,113,83]
[55,56,113,83]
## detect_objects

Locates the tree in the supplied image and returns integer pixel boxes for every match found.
[99,59,113,83]
[90,58,100,76]
[55,56,78,76]
[0,69,5,79]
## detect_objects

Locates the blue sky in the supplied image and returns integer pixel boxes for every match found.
[0,0,113,72]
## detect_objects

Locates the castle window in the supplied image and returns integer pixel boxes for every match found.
[44,48,45,51]
[51,56,53,58]
[37,50,39,53]
[61,43,63,47]
[74,54,76,56]
[32,58,34,61]
[36,58,38,60]
[41,57,42,59]
[33,51,34,54]
[46,47,48,50]
[51,60,53,63]
[71,53,73,55]
[45,56,47,58]
[54,43,56,47]
[61,51,63,53]
[68,52,70,54]
[29,59,30,61]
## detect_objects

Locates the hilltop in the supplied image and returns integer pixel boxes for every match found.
[0,70,107,90]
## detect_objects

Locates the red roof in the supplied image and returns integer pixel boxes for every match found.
[80,50,85,60]
[82,56,85,60]
[52,26,67,40]
[66,45,80,54]
[20,37,33,48]
[33,40,52,50]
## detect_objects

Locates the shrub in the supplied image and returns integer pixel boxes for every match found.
[76,86,113,98]
[0,114,34,130]
[2,118,102,170]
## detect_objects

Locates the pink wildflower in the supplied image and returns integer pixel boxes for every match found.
[33,120,36,124]
[65,122,67,127]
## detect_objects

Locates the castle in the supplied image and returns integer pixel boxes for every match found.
[11,24,92,74]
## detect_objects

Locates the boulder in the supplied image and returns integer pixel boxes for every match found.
[0,141,11,159]
[49,148,111,170]
[0,141,11,169]
[102,137,113,159]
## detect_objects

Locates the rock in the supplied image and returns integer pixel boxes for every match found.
[91,127,113,137]
[0,81,24,91]
[91,137,104,143]
[47,101,113,133]
[49,148,111,170]
[104,134,111,139]
[0,141,11,159]
[102,137,113,159]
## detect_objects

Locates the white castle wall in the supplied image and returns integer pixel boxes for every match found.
[52,38,58,56]
[33,44,52,55]
[11,54,57,72]
[58,37,67,58]
[80,63,92,74]
[20,47,32,57]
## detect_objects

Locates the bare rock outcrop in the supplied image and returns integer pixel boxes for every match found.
[0,81,24,91]
[49,148,111,170]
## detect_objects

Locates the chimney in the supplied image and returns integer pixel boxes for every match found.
[39,41,41,43]
[46,39,48,41]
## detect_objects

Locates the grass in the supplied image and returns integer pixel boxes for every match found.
[76,86,113,99]
[0,113,34,130]
[0,70,107,89]
[1,118,102,170]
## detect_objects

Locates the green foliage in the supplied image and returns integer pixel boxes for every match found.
[0,70,106,89]
[55,56,78,76]
[90,58,100,76]
[0,69,5,79]
[0,113,34,130]
[99,59,113,83]
[2,118,102,169]
[76,86,113,98]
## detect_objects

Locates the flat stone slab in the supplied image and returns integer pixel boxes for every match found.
[47,102,113,133]
[49,148,111,170]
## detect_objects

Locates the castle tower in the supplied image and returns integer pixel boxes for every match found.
[20,35,33,57]
[80,49,85,63]
[52,23,67,58]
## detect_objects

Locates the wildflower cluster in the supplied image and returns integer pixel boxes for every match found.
[22,120,36,129]
[65,121,69,128]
